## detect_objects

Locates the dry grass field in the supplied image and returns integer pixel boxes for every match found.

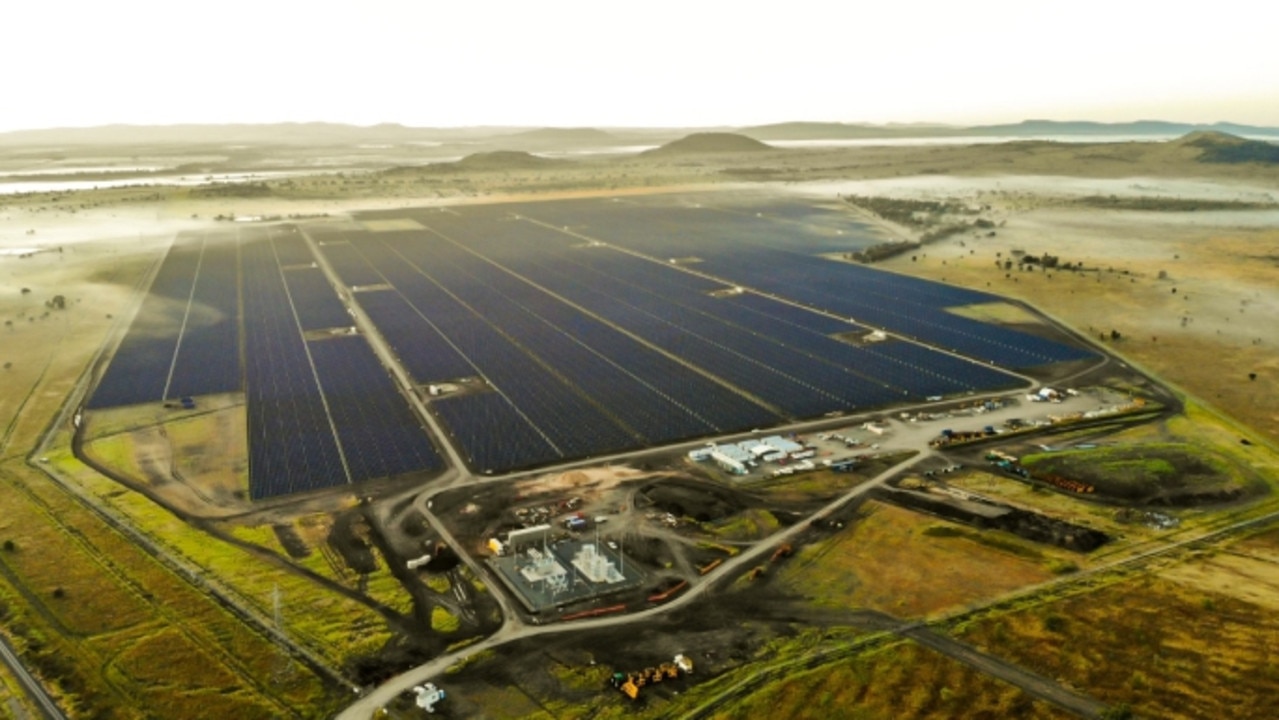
[875,196,1279,447]
[0,462,341,718]
[707,640,1074,720]
[777,501,1054,618]
[952,530,1279,720]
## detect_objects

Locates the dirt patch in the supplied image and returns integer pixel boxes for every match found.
[329,509,379,575]
[638,479,748,523]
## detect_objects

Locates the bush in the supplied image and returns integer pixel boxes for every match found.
[1048,559,1079,574]
[430,606,460,633]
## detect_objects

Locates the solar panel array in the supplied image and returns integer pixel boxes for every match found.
[88,225,444,499]
[505,199,1095,368]
[88,232,233,409]
[307,335,443,482]
[330,198,1065,474]
[285,266,352,331]
[241,233,349,497]
[166,238,242,399]
[90,195,1095,493]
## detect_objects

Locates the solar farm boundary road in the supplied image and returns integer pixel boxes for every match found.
[297,225,467,484]
[513,215,1048,388]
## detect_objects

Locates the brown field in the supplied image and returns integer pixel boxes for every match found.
[952,532,1279,720]
[876,199,1279,448]
[0,463,340,718]
[708,640,1074,720]
[777,501,1054,618]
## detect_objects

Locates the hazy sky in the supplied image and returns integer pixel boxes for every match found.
[5,0,1278,131]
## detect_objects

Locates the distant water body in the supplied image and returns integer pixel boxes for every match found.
[0,170,309,195]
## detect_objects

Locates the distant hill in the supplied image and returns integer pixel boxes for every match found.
[384,150,570,175]
[502,127,617,145]
[739,121,958,141]
[967,119,1279,139]
[0,123,537,148]
[456,150,566,169]
[1175,131,1279,164]
[644,132,774,156]
[738,119,1279,141]
[5,120,1278,150]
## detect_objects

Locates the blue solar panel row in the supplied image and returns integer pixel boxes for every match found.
[307,335,443,482]
[511,250,884,417]
[377,232,725,445]
[269,228,317,266]
[704,251,1094,367]
[241,231,348,499]
[351,235,642,459]
[166,238,242,399]
[425,218,884,415]
[284,266,351,331]
[423,213,926,414]
[319,240,386,288]
[87,233,204,409]
[432,392,561,473]
[502,198,1094,369]
[354,289,476,383]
